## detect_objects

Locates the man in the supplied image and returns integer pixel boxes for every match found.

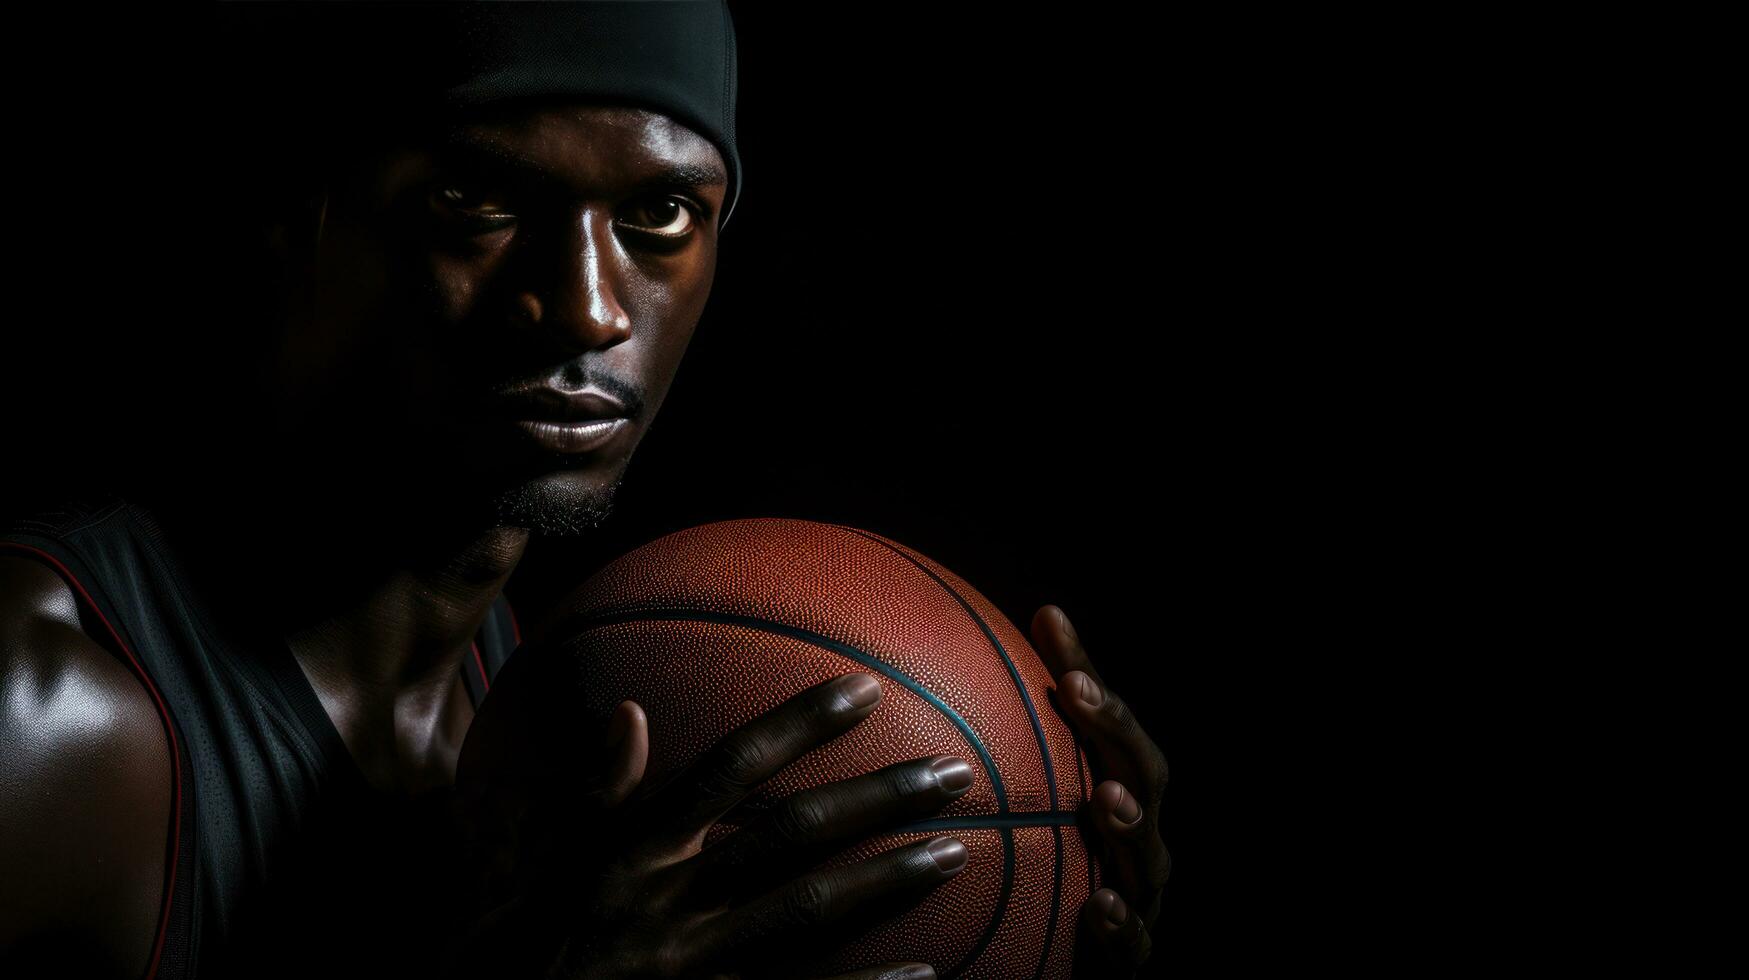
[0,3,1167,978]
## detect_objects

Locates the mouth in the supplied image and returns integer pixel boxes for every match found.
[483,386,633,455]
[511,417,629,454]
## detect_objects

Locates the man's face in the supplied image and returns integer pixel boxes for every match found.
[267,103,726,535]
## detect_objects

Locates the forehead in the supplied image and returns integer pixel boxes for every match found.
[430,103,726,191]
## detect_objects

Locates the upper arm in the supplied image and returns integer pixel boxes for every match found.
[0,554,174,979]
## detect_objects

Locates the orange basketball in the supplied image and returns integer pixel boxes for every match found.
[467,518,1099,978]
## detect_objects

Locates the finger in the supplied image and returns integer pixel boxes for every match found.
[641,673,884,848]
[1088,780,1171,928]
[588,699,649,809]
[1054,669,1169,814]
[1077,888,1155,976]
[818,964,937,980]
[1032,606,1146,795]
[691,753,977,900]
[1032,606,1166,810]
[1031,604,1105,687]
[689,835,968,969]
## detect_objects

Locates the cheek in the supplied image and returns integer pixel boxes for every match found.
[282,241,495,439]
[628,251,716,348]
[426,244,512,330]
[271,235,403,422]
[398,245,517,391]
[629,268,709,357]
[648,246,717,320]
[379,253,484,427]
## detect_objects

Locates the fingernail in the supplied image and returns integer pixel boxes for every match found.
[894,966,937,980]
[926,836,968,873]
[1105,890,1130,925]
[1069,670,1104,708]
[834,673,882,709]
[1111,785,1143,825]
[1094,889,1119,920]
[929,756,975,795]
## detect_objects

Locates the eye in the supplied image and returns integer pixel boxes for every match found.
[618,196,698,238]
[428,183,515,231]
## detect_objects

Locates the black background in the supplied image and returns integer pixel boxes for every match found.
[0,3,1502,974]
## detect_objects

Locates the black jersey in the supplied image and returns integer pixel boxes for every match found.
[0,494,521,979]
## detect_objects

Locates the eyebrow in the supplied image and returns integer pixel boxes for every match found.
[436,132,727,193]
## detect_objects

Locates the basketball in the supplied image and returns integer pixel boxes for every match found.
[460,518,1099,978]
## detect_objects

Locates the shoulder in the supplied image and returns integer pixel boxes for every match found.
[0,554,174,979]
[0,553,157,702]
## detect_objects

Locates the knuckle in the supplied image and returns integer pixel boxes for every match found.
[792,698,846,744]
[1116,810,1151,838]
[1104,692,1138,733]
[780,874,835,925]
[886,760,941,798]
[813,681,861,718]
[690,768,744,808]
[903,837,951,878]
[705,733,771,791]
[771,791,832,844]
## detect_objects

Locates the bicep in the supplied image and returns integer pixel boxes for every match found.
[0,555,173,979]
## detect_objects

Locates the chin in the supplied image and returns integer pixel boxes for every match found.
[487,467,625,538]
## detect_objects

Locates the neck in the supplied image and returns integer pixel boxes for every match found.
[281,519,530,689]
[143,464,534,792]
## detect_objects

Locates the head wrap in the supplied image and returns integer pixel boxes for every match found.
[216,0,743,229]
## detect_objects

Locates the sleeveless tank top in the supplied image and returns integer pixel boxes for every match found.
[0,493,522,980]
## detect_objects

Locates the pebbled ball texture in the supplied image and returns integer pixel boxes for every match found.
[460,518,1098,979]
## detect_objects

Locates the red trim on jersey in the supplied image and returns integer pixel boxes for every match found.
[1,541,182,980]
[470,639,489,692]
[504,594,522,649]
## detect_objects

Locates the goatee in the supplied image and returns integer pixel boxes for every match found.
[488,473,623,538]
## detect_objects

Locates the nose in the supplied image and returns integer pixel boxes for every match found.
[516,207,634,353]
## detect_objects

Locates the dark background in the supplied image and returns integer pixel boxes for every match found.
[1,3,1502,974]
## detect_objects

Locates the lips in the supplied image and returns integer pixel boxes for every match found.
[482,385,632,455]
[512,417,628,453]
[491,386,627,423]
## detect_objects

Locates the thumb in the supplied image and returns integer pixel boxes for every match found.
[592,699,649,808]
[513,700,651,896]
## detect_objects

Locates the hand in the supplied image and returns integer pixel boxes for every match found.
[1032,605,1169,976]
[446,672,973,980]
